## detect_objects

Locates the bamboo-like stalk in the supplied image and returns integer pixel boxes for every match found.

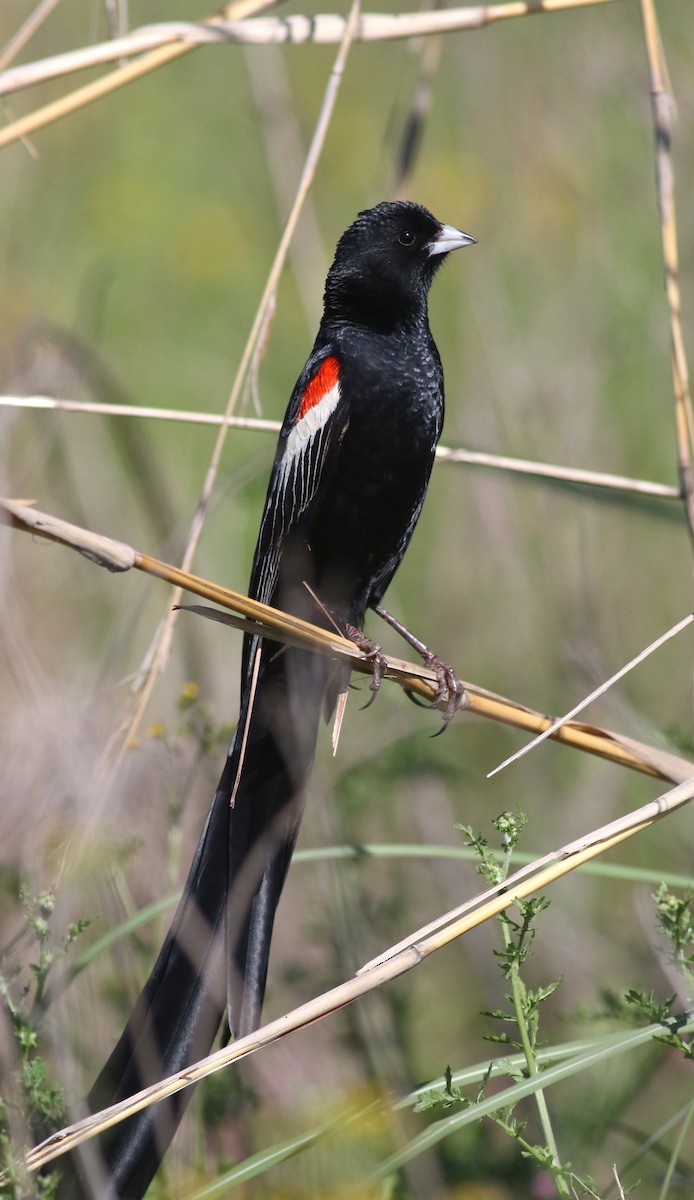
[22,771,694,1176]
[0,394,680,501]
[2,497,691,785]
[640,0,694,545]
[0,0,625,148]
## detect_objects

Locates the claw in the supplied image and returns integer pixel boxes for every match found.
[373,602,467,730]
[422,650,468,731]
[346,612,467,728]
[405,651,467,731]
[345,623,388,708]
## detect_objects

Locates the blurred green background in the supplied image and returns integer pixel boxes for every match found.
[1,1,694,1196]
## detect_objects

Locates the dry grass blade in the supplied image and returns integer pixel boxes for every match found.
[0,0,624,147]
[640,0,694,544]
[0,394,680,501]
[0,0,279,149]
[23,771,694,1176]
[467,692,691,781]
[2,497,692,784]
[437,444,680,500]
[0,393,282,431]
[488,613,694,777]
[0,0,63,74]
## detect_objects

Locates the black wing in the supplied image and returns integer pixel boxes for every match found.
[242,344,349,678]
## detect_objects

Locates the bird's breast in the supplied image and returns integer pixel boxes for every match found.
[299,329,444,620]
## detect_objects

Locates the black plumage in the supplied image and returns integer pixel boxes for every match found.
[60,200,474,1199]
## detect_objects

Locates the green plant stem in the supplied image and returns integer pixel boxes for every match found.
[501,914,570,1197]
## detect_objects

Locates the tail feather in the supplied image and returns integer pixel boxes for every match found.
[58,646,327,1199]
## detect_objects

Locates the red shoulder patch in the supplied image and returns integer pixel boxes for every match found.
[297,355,340,421]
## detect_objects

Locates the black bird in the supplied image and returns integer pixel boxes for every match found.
[62,201,475,1199]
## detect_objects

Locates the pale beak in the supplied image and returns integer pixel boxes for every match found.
[428,223,477,256]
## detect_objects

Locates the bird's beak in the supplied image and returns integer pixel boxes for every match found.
[428,223,477,256]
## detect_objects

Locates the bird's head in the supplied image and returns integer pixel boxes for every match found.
[323,201,475,332]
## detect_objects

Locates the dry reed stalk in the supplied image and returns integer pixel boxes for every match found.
[0,0,63,74]
[0,0,625,147]
[22,770,694,1176]
[0,394,680,501]
[0,393,282,430]
[2,497,691,785]
[436,445,680,499]
[640,0,694,544]
[0,0,278,147]
[488,613,694,778]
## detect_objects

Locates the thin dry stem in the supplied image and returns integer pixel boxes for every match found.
[0,395,680,501]
[23,771,694,1175]
[0,393,281,431]
[488,613,694,778]
[0,0,63,74]
[436,444,680,500]
[0,0,278,148]
[640,0,694,544]
[0,0,624,147]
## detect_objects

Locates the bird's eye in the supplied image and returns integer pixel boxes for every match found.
[397,230,416,247]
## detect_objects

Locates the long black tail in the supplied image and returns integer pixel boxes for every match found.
[59,643,328,1200]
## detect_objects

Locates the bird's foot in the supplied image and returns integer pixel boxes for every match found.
[344,624,388,708]
[373,604,467,731]
[414,649,467,732]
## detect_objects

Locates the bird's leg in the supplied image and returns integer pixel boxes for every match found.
[372,603,467,729]
[344,623,389,708]
[301,583,389,709]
